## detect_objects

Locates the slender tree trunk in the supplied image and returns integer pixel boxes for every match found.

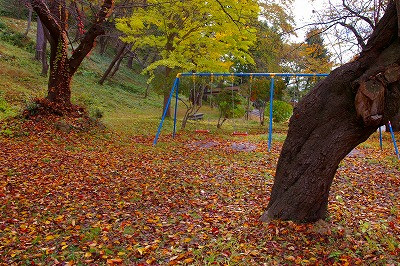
[261,2,400,223]
[99,43,127,85]
[35,17,45,61]
[24,6,32,36]
[144,83,150,98]
[110,54,125,77]
[98,35,108,55]
[127,53,134,69]
[41,36,48,76]
[259,107,265,126]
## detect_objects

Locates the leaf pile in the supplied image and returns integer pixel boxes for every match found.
[0,117,399,264]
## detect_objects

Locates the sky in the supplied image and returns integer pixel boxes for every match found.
[291,0,359,63]
[292,0,326,42]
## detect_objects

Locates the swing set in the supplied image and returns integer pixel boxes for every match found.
[153,72,329,151]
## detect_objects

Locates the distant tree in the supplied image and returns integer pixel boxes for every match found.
[283,29,333,103]
[29,0,114,113]
[116,0,259,117]
[215,90,246,128]
[250,78,285,125]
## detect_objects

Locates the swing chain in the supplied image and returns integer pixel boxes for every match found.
[312,73,317,83]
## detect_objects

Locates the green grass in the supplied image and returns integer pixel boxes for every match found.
[0,15,290,139]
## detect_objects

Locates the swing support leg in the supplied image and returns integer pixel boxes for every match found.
[153,77,179,146]
[173,78,180,138]
[268,77,275,152]
[388,121,400,160]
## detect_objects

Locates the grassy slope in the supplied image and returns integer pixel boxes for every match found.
[0,16,288,140]
[0,16,168,137]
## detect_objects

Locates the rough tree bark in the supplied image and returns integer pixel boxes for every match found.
[30,0,114,112]
[391,111,400,131]
[261,1,400,223]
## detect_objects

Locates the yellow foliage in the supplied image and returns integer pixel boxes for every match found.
[116,0,259,75]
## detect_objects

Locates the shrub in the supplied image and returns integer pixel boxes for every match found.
[91,108,104,119]
[0,95,16,119]
[215,90,246,128]
[0,23,35,52]
[0,20,6,30]
[266,100,293,122]
[24,100,40,116]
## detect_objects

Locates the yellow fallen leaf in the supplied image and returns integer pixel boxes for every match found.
[146,257,156,264]
[84,252,91,258]
[61,245,68,250]
[183,258,194,263]
[137,247,145,255]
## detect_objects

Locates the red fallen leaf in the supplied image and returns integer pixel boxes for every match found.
[388,221,395,229]
[211,227,219,235]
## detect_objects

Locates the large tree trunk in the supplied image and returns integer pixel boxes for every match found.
[261,1,400,223]
[46,34,72,105]
[391,111,400,131]
[30,0,114,112]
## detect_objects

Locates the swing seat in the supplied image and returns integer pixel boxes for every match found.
[195,129,210,134]
[232,131,248,136]
[188,113,204,120]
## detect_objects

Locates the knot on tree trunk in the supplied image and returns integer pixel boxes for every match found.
[354,64,400,127]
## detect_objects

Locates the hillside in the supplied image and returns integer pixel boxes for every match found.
[0,15,168,136]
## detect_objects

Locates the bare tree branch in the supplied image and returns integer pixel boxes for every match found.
[342,0,376,29]
[339,22,367,49]
[69,0,114,73]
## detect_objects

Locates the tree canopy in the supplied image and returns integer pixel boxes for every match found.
[116,0,259,77]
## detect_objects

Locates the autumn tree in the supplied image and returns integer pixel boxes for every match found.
[215,90,246,128]
[261,0,400,223]
[249,78,285,125]
[282,29,333,104]
[29,0,114,113]
[116,0,259,117]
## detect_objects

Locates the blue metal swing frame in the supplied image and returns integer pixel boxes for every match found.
[153,72,330,150]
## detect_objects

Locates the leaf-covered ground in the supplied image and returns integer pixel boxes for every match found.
[0,117,399,265]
